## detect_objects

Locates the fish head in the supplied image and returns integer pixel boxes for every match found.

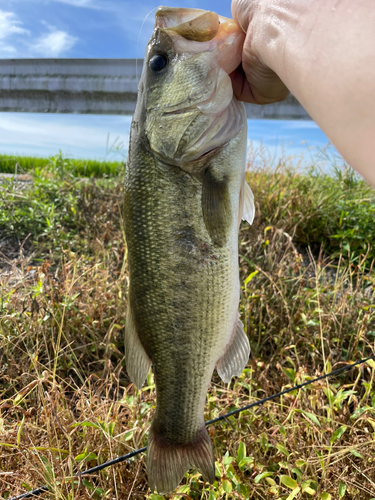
[135,6,246,169]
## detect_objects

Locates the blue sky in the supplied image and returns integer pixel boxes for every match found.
[0,0,234,59]
[0,0,341,168]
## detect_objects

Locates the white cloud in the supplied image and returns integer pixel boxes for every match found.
[0,9,77,57]
[0,10,30,40]
[31,30,78,56]
[0,42,17,57]
[0,10,30,56]
[47,0,100,8]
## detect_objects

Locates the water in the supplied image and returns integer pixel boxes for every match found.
[0,112,344,172]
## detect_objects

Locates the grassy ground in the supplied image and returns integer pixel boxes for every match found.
[0,153,123,177]
[0,154,375,499]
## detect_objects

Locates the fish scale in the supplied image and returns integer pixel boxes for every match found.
[123,6,254,494]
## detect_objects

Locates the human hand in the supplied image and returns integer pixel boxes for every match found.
[230,0,290,104]
[230,0,375,185]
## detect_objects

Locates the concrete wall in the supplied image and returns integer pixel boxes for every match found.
[0,58,311,119]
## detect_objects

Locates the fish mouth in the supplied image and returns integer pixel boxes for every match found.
[156,7,220,42]
[155,6,244,75]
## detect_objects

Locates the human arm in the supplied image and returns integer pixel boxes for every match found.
[231,0,375,186]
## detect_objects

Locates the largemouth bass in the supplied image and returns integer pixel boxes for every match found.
[124,6,255,494]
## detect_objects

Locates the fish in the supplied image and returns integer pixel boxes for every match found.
[123,6,255,494]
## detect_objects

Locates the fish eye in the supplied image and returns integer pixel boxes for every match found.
[149,54,168,72]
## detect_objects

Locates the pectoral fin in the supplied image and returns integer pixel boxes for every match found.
[125,299,152,389]
[238,176,255,226]
[216,317,250,383]
[202,167,231,247]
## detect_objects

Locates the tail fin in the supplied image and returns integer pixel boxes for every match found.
[147,424,215,494]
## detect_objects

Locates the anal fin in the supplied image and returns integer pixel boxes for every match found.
[147,424,215,494]
[125,299,151,389]
[216,317,250,383]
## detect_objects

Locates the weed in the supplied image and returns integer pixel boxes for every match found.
[0,154,375,499]
[0,152,123,178]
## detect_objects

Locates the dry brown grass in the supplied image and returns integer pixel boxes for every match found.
[1,159,375,499]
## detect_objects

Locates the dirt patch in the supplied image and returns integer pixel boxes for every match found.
[0,231,34,273]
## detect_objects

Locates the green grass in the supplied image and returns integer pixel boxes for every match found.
[250,163,375,269]
[0,152,123,177]
[0,154,375,499]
